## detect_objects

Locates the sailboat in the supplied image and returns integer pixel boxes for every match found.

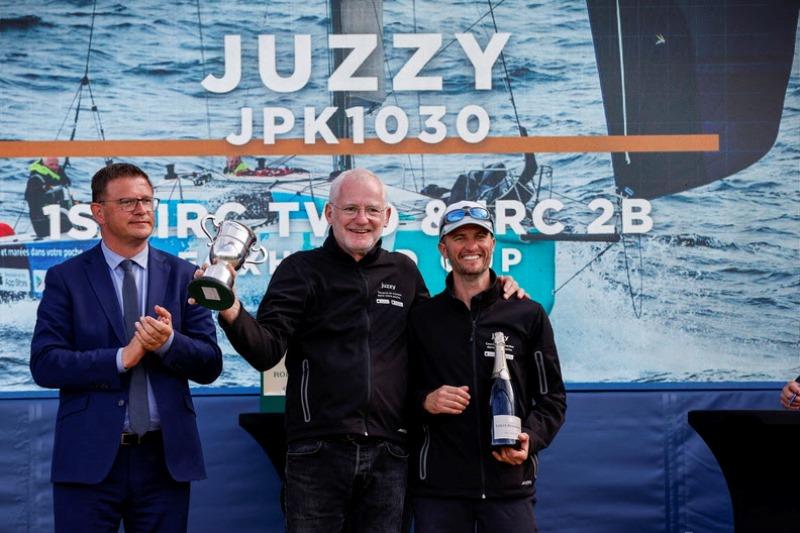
[149,0,557,312]
[586,0,799,200]
[1,0,797,322]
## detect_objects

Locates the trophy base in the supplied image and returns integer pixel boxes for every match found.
[188,276,236,311]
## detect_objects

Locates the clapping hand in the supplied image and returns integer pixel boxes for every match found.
[135,305,173,352]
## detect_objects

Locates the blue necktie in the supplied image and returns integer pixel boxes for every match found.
[121,260,149,436]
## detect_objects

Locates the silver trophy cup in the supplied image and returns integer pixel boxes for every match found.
[188,215,267,310]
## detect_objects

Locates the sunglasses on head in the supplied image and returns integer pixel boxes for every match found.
[443,206,491,224]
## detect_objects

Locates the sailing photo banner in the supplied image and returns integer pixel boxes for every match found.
[0,0,797,390]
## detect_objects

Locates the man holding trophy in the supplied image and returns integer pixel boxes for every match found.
[30,163,222,532]
[407,201,567,532]
[194,168,525,531]
[209,168,429,532]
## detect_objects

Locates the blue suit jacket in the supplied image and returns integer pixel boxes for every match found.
[30,243,223,484]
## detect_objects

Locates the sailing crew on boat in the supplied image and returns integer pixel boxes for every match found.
[200,168,525,531]
[223,155,251,176]
[24,157,74,238]
[407,201,566,533]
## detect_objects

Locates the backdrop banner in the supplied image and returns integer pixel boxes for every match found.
[1,0,797,390]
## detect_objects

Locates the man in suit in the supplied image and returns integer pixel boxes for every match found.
[30,162,223,532]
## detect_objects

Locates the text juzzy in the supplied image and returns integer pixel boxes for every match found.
[201,33,510,145]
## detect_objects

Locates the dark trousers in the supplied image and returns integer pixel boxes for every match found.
[412,495,538,533]
[285,436,408,533]
[53,432,190,533]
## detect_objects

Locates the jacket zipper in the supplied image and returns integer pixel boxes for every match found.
[469,312,487,499]
[300,358,311,422]
[534,350,548,394]
[361,269,371,436]
[419,424,430,480]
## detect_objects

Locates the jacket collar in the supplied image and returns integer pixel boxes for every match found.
[444,269,500,309]
[83,242,170,344]
[322,229,383,266]
[84,244,126,344]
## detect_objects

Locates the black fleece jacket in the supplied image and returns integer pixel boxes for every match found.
[222,233,429,443]
[408,271,566,499]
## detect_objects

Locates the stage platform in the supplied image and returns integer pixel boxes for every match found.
[0,384,786,532]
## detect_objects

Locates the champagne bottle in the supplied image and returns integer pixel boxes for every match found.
[490,331,521,448]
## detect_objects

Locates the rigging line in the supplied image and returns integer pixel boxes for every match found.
[615,0,630,164]
[86,82,107,142]
[412,0,424,189]
[533,166,544,205]
[195,0,213,140]
[69,0,96,143]
[620,230,644,318]
[266,155,296,167]
[552,241,617,295]
[55,85,83,140]
[545,188,591,207]
[11,205,26,232]
[68,86,84,142]
[326,0,343,171]
[83,0,98,78]
[368,0,419,190]
[487,0,522,134]
[430,0,508,64]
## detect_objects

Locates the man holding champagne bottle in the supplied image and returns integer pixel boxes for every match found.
[407,201,567,532]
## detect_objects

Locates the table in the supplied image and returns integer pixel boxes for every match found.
[688,410,800,532]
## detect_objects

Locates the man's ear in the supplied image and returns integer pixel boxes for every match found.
[383,205,392,228]
[90,203,105,225]
[438,239,447,259]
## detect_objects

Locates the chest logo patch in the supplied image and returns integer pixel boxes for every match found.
[376,281,404,308]
[484,334,515,360]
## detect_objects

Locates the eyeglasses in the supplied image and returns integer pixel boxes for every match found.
[330,203,386,220]
[96,197,160,212]
[443,206,491,224]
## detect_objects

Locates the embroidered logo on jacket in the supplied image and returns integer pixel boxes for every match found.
[484,334,515,360]
[376,281,404,307]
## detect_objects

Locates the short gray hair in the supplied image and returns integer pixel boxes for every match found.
[329,168,387,206]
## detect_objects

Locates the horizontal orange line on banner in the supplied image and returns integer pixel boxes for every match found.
[0,134,718,158]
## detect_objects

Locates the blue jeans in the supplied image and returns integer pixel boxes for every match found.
[285,436,408,533]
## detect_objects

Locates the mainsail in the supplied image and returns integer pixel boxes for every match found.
[587,0,799,199]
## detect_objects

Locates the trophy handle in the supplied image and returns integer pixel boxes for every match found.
[200,215,220,244]
[246,244,268,265]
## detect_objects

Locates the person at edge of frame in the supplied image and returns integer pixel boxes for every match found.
[780,376,800,410]
[30,162,222,532]
[191,168,525,532]
[407,200,567,533]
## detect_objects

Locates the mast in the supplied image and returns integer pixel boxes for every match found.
[328,0,385,174]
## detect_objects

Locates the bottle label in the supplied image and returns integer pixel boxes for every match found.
[493,415,521,440]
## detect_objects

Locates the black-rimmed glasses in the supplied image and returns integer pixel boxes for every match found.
[96,197,160,212]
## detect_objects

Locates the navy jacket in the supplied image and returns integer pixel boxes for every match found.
[30,243,222,483]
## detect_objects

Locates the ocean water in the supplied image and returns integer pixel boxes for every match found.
[0,0,797,389]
